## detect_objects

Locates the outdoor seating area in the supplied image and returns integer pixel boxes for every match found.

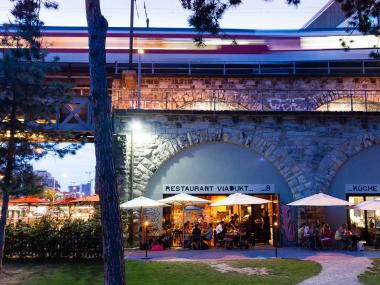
[121,192,380,255]
[293,194,380,252]
[121,193,274,252]
[1,195,100,224]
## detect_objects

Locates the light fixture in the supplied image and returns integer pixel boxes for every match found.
[34,147,44,154]
[144,220,149,227]
[138,49,144,54]
[131,120,142,132]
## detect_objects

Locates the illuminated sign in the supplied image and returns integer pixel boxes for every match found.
[163,184,275,194]
[345,184,380,194]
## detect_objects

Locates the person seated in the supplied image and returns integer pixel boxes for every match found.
[215,221,225,246]
[159,229,171,249]
[341,224,352,249]
[230,214,239,230]
[204,223,213,243]
[310,223,320,249]
[297,224,305,245]
[245,215,255,247]
[224,224,235,249]
[301,223,313,248]
[304,223,311,237]
[192,223,202,249]
[350,224,361,249]
[239,223,249,249]
[319,223,333,250]
[335,224,351,249]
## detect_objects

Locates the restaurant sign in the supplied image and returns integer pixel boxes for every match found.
[163,184,275,194]
[345,184,380,194]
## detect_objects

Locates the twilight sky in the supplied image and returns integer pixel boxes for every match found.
[1,0,330,192]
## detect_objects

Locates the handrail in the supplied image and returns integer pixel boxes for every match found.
[110,88,380,112]
[113,60,380,77]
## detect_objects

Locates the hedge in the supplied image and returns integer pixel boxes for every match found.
[5,216,102,259]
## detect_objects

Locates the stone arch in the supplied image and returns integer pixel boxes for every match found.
[312,90,380,111]
[133,128,308,200]
[314,132,380,193]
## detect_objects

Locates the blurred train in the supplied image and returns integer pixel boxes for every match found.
[2,26,379,63]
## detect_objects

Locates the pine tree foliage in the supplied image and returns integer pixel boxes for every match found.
[181,0,380,55]
[0,0,82,270]
[180,0,300,44]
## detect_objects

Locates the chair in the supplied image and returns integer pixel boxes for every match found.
[192,234,202,250]
[302,236,312,248]
[215,232,225,247]
[172,230,182,246]
[224,234,234,249]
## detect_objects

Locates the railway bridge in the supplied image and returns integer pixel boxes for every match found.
[4,26,380,240]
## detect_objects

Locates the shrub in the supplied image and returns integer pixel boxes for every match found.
[5,217,102,260]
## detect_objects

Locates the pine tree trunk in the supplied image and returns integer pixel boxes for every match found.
[0,191,9,272]
[85,1,126,284]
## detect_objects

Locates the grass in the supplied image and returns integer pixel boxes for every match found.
[359,258,380,285]
[7,258,321,285]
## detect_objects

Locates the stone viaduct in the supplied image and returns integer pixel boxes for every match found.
[109,71,380,240]
[112,74,380,200]
[113,111,380,201]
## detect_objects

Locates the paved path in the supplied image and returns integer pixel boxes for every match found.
[125,246,380,261]
[125,247,378,285]
[299,253,373,285]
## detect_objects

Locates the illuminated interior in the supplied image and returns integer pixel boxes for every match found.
[348,196,380,235]
[163,194,278,247]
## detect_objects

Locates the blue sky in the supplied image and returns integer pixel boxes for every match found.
[1,0,330,192]
[1,0,329,29]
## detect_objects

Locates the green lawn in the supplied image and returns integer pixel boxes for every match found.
[9,259,320,285]
[359,259,380,285]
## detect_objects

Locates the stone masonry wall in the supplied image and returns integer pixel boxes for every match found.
[114,112,380,201]
[113,112,380,239]
[112,76,380,111]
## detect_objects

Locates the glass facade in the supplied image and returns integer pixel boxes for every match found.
[163,194,279,247]
[348,195,380,243]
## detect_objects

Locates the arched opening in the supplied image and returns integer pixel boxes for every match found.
[145,142,294,246]
[325,144,380,241]
[316,97,380,112]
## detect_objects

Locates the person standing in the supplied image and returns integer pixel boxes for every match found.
[245,214,255,247]
[263,211,271,245]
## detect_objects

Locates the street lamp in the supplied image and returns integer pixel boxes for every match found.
[142,220,152,260]
[273,221,279,258]
[137,49,144,110]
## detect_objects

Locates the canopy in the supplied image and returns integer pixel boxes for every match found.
[210,193,271,207]
[354,199,380,211]
[287,193,351,206]
[158,193,210,205]
[53,197,77,205]
[69,194,100,204]
[120,196,169,209]
[10,196,49,204]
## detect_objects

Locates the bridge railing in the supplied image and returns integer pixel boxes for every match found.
[114,60,380,77]
[112,89,380,112]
